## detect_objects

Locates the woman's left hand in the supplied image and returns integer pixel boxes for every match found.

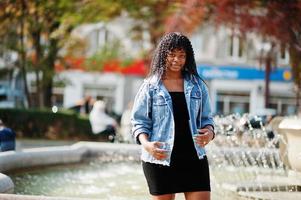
[194,128,214,148]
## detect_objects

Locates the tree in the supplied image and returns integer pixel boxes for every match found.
[79,0,182,74]
[0,1,31,106]
[165,0,206,34]
[0,0,183,108]
[119,0,181,47]
[168,0,301,114]
[0,0,123,108]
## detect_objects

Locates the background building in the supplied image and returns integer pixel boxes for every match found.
[1,19,296,116]
[0,50,26,108]
[26,23,295,116]
[26,16,149,115]
[190,24,294,115]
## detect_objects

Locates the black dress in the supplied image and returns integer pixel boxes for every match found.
[142,92,211,195]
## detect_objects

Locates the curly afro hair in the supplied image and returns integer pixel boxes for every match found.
[148,32,199,79]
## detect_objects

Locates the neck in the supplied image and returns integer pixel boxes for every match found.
[163,73,183,80]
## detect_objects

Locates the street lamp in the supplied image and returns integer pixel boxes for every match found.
[256,40,277,109]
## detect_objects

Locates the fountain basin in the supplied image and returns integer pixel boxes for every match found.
[0,142,140,196]
[0,174,13,193]
[0,194,95,200]
[0,139,298,200]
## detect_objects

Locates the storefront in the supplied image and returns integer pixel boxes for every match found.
[60,71,143,115]
[197,65,295,115]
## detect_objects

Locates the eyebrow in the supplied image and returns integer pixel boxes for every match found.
[168,51,186,54]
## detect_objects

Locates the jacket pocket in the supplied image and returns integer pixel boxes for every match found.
[190,88,202,117]
[191,89,201,99]
[153,96,168,120]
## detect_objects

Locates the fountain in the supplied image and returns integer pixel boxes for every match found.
[208,114,301,200]
[0,114,300,200]
[277,117,301,172]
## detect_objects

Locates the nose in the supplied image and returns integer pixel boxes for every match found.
[173,56,179,62]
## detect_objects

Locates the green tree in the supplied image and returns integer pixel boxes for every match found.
[118,0,181,47]
[0,0,123,108]
[0,1,31,106]
[78,0,182,73]
[0,0,183,108]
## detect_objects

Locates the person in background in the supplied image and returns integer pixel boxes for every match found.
[0,119,16,152]
[131,32,215,200]
[83,95,94,114]
[68,95,95,115]
[89,100,117,142]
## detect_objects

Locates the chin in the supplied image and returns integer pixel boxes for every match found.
[170,66,182,70]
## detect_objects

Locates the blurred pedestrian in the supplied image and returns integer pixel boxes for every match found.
[131,32,215,200]
[89,100,117,142]
[68,95,95,115]
[0,119,16,152]
[83,95,94,114]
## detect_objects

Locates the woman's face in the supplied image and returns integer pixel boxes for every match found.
[165,48,186,75]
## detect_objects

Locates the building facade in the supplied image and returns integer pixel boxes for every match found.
[190,24,295,115]
[34,23,296,116]
[1,19,296,116]
[0,50,26,108]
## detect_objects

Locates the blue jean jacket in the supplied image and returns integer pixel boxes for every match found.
[131,74,214,166]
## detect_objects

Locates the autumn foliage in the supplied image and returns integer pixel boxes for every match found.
[167,0,301,112]
[55,57,147,76]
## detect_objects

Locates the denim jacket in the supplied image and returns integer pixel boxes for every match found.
[131,74,214,166]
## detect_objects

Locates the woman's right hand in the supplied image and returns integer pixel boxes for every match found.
[143,141,168,160]
[138,133,168,160]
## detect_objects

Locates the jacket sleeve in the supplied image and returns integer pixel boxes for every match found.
[200,81,215,129]
[131,82,152,144]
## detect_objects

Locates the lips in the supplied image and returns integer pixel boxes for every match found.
[171,65,181,68]
[169,65,182,72]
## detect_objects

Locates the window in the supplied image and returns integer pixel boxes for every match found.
[229,35,234,57]
[52,86,64,107]
[228,34,245,60]
[84,84,116,113]
[190,28,215,61]
[278,44,289,65]
[216,91,250,115]
[97,28,108,48]
[52,93,64,107]
[190,34,204,61]
[238,37,244,57]
[268,95,296,115]
[0,94,6,101]
[280,44,286,59]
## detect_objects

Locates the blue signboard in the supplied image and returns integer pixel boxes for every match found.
[197,64,292,82]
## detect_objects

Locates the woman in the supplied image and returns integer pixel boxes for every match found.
[131,32,215,200]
